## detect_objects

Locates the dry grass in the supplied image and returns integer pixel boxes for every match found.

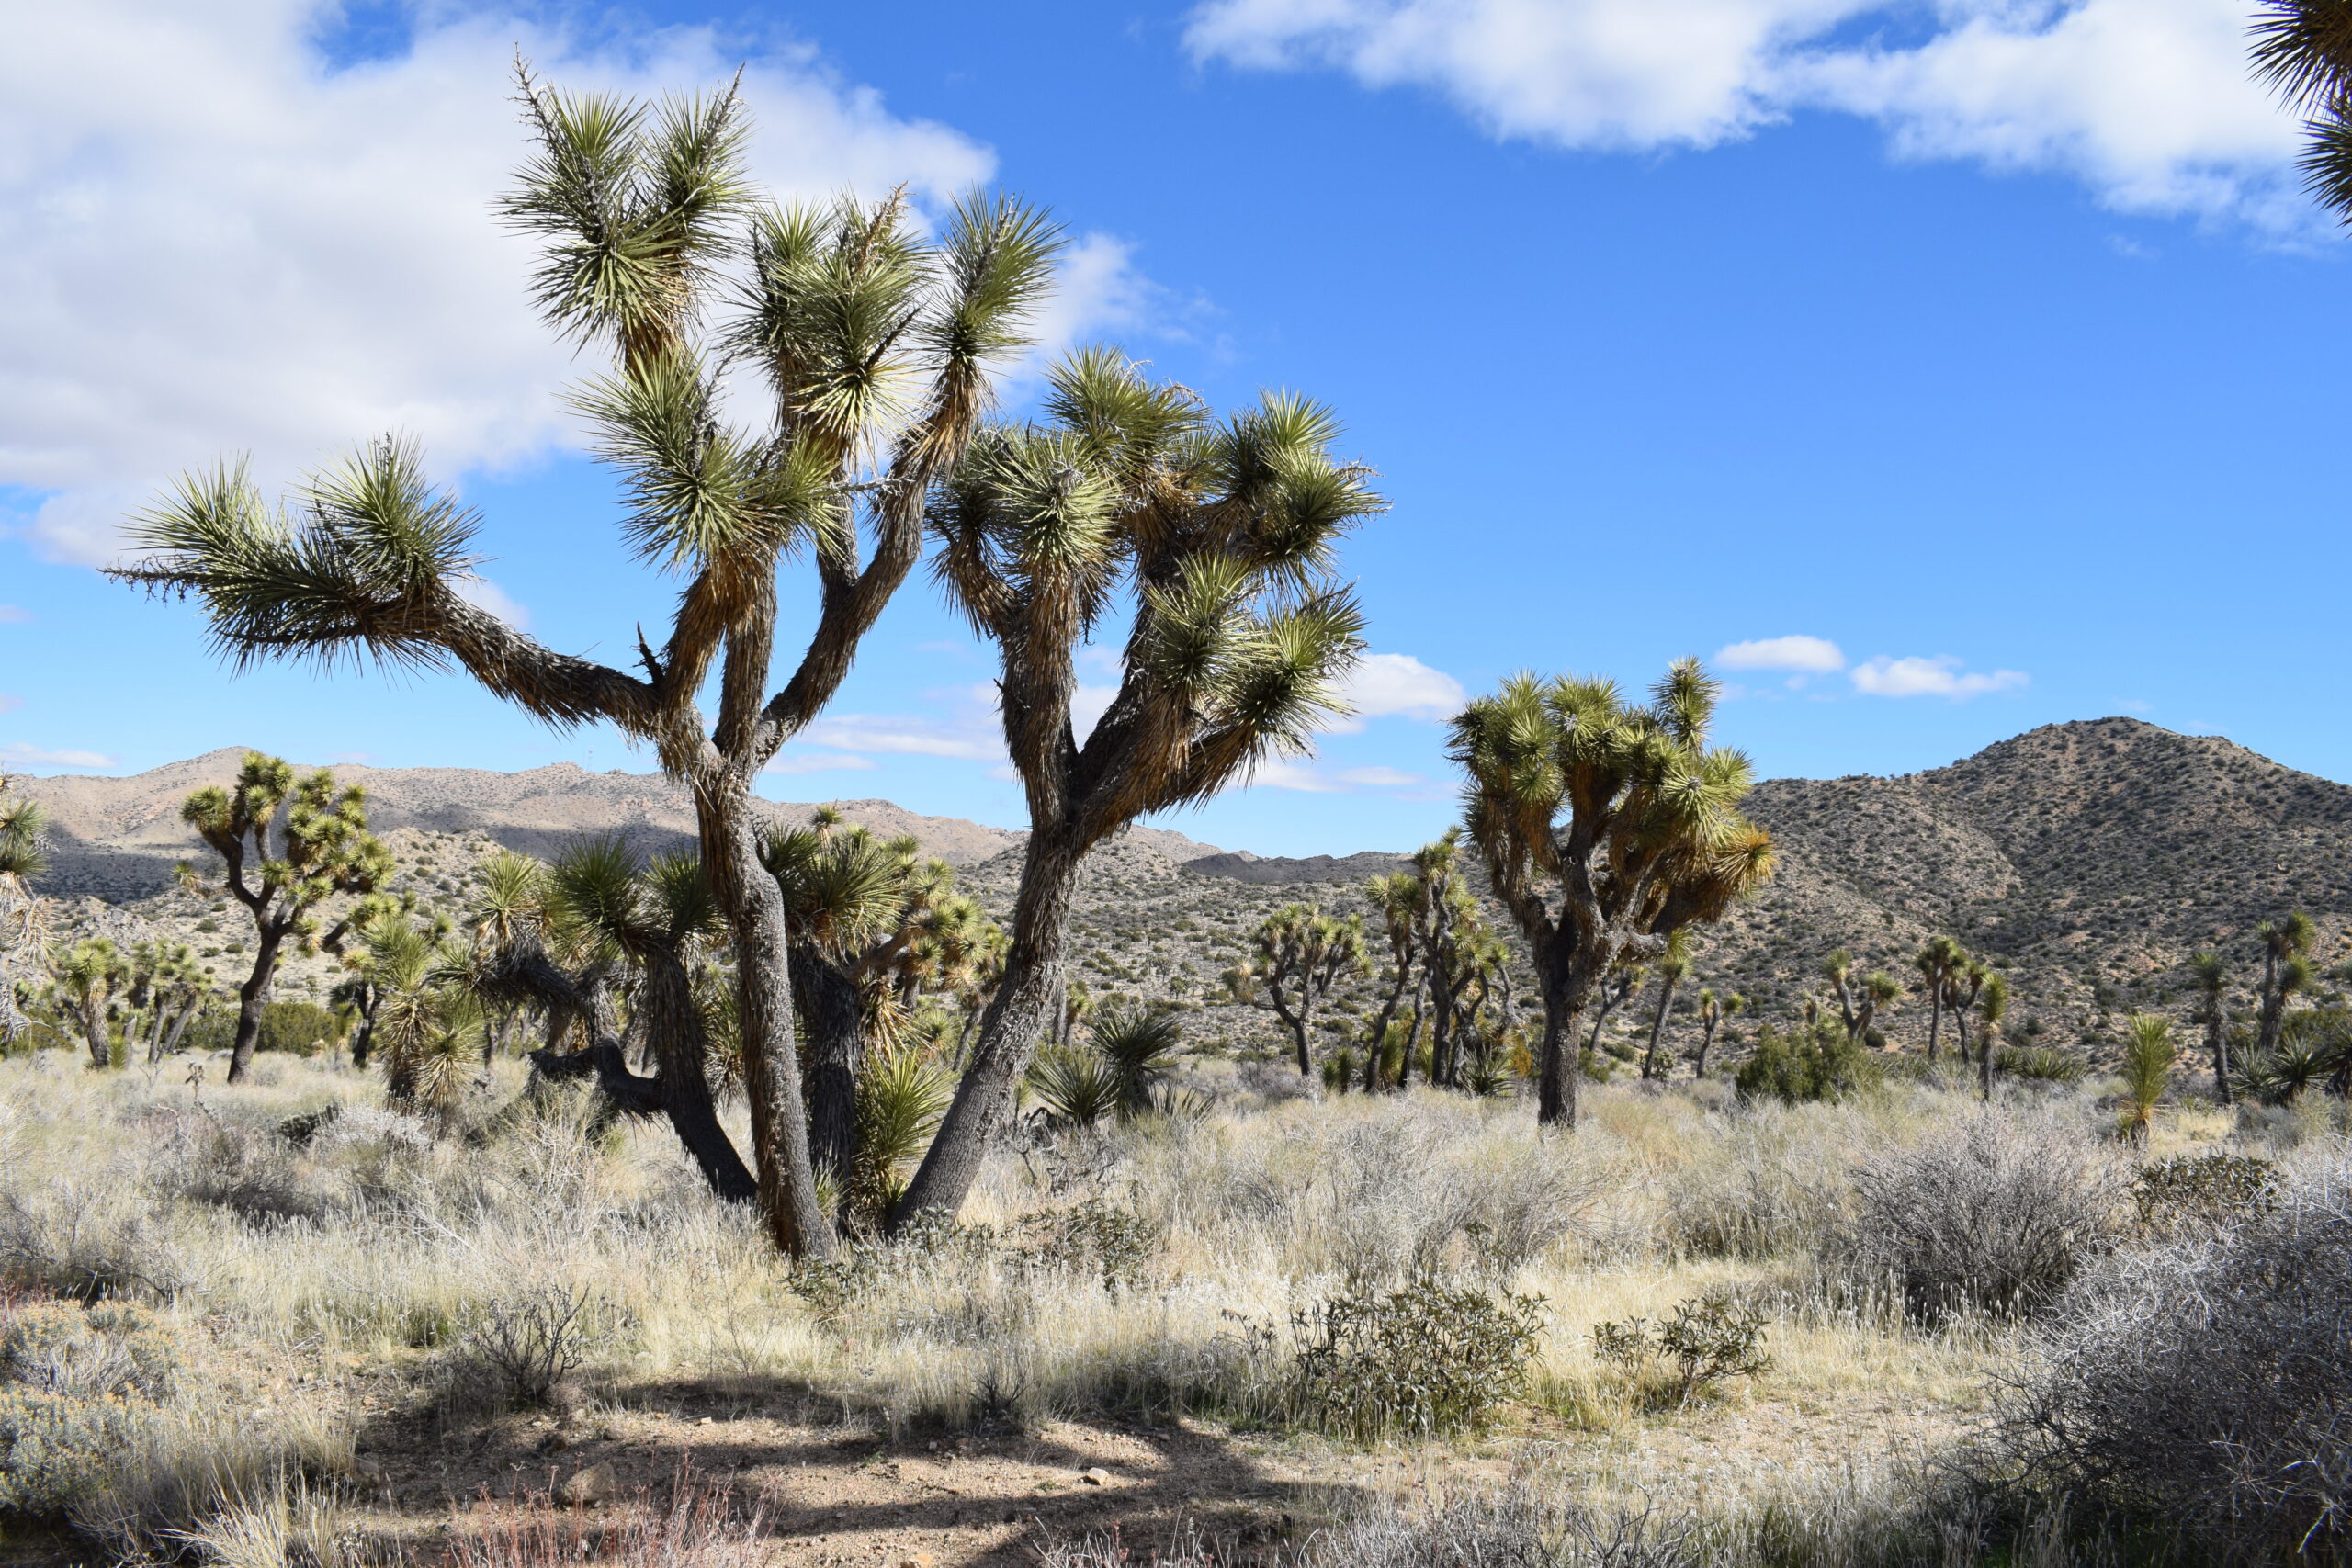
[1,1049,2324,1562]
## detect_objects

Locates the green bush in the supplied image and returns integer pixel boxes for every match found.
[1996,1044,2087,1083]
[1290,1280,1543,1440]
[0,1301,178,1521]
[1734,1023,1876,1105]
[0,1386,147,1519]
[2132,1150,2278,1238]
[1592,1292,1770,1410]
[180,999,343,1056]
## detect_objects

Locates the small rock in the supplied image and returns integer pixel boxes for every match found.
[695,1415,714,1426]
[559,1461,616,1507]
[899,1555,936,1568]
[1080,1468,1111,1486]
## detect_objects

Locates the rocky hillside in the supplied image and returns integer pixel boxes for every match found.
[15,717,2350,1060]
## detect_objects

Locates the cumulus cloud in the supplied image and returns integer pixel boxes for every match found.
[2,2,1158,567]
[451,575,530,631]
[1250,759,1434,795]
[0,742,115,770]
[1185,0,2308,227]
[1714,634,1845,672]
[1072,683,1121,741]
[1849,654,2029,697]
[1329,651,1467,732]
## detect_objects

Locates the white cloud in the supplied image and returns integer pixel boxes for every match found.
[451,574,529,631]
[0,742,115,769]
[797,716,1004,761]
[1329,651,1466,731]
[0,695,19,714]
[763,750,879,775]
[0,3,1153,567]
[1248,759,1435,795]
[1335,764,1427,787]
[1186,0,2311,228]
[1072,683,1120,741]
[1849,654,2029,697]
[1714,634,1845,672]
[0,605,27,623]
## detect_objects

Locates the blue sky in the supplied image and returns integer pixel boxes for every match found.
[0,0,2343,854]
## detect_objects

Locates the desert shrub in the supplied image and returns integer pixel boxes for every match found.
[2006,1151,2352,1560]
[1734,1023,1875,1106]
[2131,1150,2278,1239]
[153,1112,328,1223]
[447,1286,598,1412]
[1591,1291,1771,1410]
[0,1179,198,1302]
[1826,1111,2120,1325]
[1012,1198,1155,1293]
[1289,1280,1542,1440]
[0,1299,179,1521]
[1657,1104,1850,1259]
[182,998,343,1057]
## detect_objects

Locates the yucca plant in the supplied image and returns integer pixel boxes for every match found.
[1026,1047,1124,1132]
[1089,1004,1184,1118]
[2120,1013,2176,1145]
[845,1049,954,1230]
[0,783,48,1049]
[2242,1007,2352,1105]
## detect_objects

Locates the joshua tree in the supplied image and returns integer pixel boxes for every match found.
[1941,955,1988,1069]
[1450,660,1774,1128]
[1913,936,1962,1063]
[1585,962,1645,1058]
[895,350,1375,1228]
[1403,833,1483,1086]
[332,904,442,1071]
[54,938,129,1067]
[2254,911,2315,1059]
[1691,988,1742,1077]
[1975,971,2008,1102]
[1361,870,1426,1089]
[1823,948,1901,1048]
[1640,932,1691,1081]
[2188,950,2233,1105]
[113,76,1061,1258]
[2252,0,2352,219]
[0,782,49,1047]
[178,754,392,1084]
[127,942,211,1064]
[2120,1012,2175,1145]
[1250,905,1370,1077]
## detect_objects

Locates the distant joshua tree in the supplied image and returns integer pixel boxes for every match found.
[1250,905,1370,1077]
[1640,931,1692,1081]
[0,780,50,1047]
[1450,660,1774,1128]
[2254,911,2315,1060]
[1823,947,1900,1048]
[1361,870,1426,1089]
[54,938,129,1068]
[179,753,392,1083]
[1691,988,1743,1077]
[2188,950,2233,1105]
[1913,936,1963,1064]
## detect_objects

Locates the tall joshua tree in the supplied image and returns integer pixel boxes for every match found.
[1251,905,1370,1077]
[2255,911,2315,1059]
[1691,987,1742,1077]
[55,939,129,1068]
[113,74,1062,1257]
[1942,956,1988,1069]
[2252,1,2352,220]
[1640,931,1691,1081]
[1824,948,1901,1048]
[1451,660,1774,1128]
[181,754,391,1083]
[895,349,1377,1227]
[1913,936,1962,1063]
[1361,870,1425,1089]
[2188,950,2233,1105]
[1974,971,2008,1102]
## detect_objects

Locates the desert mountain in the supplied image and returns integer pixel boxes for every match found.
[14,717,2348,1054]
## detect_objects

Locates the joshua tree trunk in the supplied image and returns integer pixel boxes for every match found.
[228,925,287,1083]
[2206,999,2232,1107]
[1979,1023,1996,1102]
[78,1000,109,1070]
[1265,975,1315,1076]
[1694,1014,1720,1078]
[794,946,867,1190]
[1925,994,1941,1065]
[695,784,833,1259]
[1642,971,1682,1081]
[640,946,758,1203]
[896,833,1080,1229]
[1399,977,1427,1090]
[1536,963,1596,1127]
[1950,1008,1971,1070]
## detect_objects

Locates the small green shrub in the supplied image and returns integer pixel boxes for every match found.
[1996,1044,2087,1084]
[0,1300,179,1520]
[1290,1280,1543,1440]
[446,1287,597,1412]
[0,1385,148,1519]
[1015,1199,1155,1294]
[1592,1292,1771,1410]
[1735,1023,1876,1105]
